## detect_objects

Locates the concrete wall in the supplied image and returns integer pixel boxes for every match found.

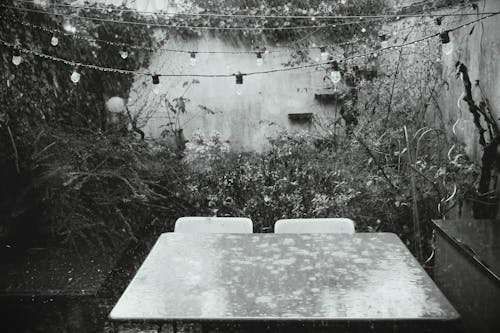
[128,35,341,152]
[436,0,500,162]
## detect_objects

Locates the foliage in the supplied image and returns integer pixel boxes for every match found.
[20,127,190,247]
[0,1,154,242]
[181,126,478,258]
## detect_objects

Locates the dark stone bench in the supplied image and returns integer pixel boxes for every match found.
[0,239,132,333]
[432,219,500,333]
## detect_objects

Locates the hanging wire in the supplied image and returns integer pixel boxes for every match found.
[0,13,379,54]
[1,4,390,30]
[0,4,475,56]
[1,11,498,79]
[11,0,489,20]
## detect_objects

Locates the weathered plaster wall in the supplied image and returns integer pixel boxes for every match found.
[436,0,500,162]
[128,35,340,152]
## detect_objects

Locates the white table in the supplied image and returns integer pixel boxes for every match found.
[110,233,459,331]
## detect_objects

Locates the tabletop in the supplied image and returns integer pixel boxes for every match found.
[109,232,459,322]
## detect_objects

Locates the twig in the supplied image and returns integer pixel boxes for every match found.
[6,125,20,174]
[404,126,423,262]
[353,134,398,191]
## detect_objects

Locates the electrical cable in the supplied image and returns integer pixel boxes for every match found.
[1,4,475,56]
[11,0,488,20]
[1,10,498,79]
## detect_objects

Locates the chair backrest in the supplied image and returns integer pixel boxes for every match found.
[174,217,253,233]
[274,218,355,234]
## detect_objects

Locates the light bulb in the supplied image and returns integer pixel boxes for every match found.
[331,71,341,84]
[440,31,453,56]
[361,27,367,33]
[256,52,263,66]
[51,35,58,46]
[71,70,81,84]
[381,40,388,48]
[235,86,243,96]
[12,53,22,66]
[63,21,76,33]
[320,47,328,61]
[341,0,346,4]
[153,85,161,95]
[119,49,128,59]
[36,0,48,8]
[190,52,197,67]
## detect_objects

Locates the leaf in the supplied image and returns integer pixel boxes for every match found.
[469,25,475,35]
[182,81,189,87]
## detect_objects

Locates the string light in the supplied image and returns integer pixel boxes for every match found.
[70,66,81,84]
[152,73,161,94]
[361,27,367,33]
[440,30,453,56]
[50,34,58,46]
[63,19,76,33]
[0,12,496,83]
[12,49,22,66]
[10,0,481,20]
[235,71,244,95]
[320,46,329,61]
[119,47,128,59]
[256,52,263,66]
[190,52,197,67]
[330,61,342,85]
[1,8,473,57]
[379,34,388,48]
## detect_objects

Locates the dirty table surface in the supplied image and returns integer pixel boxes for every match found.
[110,233,458,322]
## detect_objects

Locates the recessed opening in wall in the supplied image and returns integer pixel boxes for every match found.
[314,91,343,104]
[288,113,314,124]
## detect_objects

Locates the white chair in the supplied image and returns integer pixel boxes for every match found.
[174,216,253,233]
[274,218,355,234]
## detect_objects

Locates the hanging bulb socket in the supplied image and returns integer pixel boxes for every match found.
[256,52,263,66]
[190,52,197,66]
[440,31,451,44]
[330,61,341,84]
[435,17,443,26]
[152,74,160,85]
[379,34,388,48]
[440,31,453,56]
[320,46,328,61]
[331,61,339,71]
[235,71,244,85]
[152,73,161,94]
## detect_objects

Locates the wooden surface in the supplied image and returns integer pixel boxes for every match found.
[110,233,458,322]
